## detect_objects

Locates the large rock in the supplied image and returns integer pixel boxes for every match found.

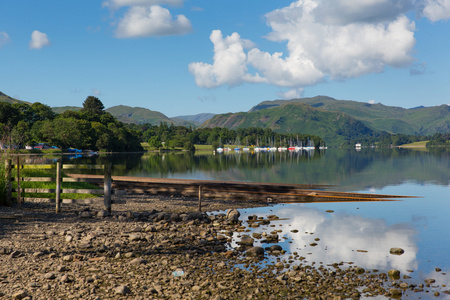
[115,285,131,295]
[389,247,405,255]
[246,246,264,257]
[226,209,240,222]
[238,236,254,246]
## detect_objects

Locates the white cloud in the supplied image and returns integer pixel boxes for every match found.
[368,99,376,104]
[103,0,183,9]
[278,88,304,99]
[312,0,414,25]
[189,0,417,91]
[0,32,11,48]
[423,0,450,21]
[115,5,192,38]
[29,30,50,50]
[188,30,265,88]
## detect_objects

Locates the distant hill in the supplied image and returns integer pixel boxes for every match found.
[202,102,376,146]
[171,113,216,127]
[105,105,174,125]
[0,91,31,105]
[249,96,450,135]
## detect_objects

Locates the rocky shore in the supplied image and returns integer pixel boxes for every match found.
[0,194,448,299]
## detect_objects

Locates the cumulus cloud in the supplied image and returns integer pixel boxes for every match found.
[188,30,265,88]
[102,0,183,9]
[312,0,414,25]
[0,32,11,48]
[190,0,417,91]
[115,5,192,38]
[29,30,50,50]
[423,0,450,21]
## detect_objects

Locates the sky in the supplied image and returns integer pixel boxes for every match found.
[1,0,450,117]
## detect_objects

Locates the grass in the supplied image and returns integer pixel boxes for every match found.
[397,141,428,147]
[195,144,214,151]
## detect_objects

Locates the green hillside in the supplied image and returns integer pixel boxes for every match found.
[250,96,450,135]
[105,105,174,125]
[202,102,375,146]
[0,92,31,105]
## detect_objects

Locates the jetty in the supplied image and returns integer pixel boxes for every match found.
[67,174,414,204]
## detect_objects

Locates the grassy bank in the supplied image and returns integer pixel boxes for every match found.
[397,141,428,148]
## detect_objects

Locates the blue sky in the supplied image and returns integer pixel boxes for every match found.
[1,0,449,117]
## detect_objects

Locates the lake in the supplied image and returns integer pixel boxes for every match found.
[70,148,449,297]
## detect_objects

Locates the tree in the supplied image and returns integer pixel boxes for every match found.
[81,96,104,115]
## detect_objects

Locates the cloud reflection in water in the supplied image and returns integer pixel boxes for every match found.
[237,204,418,273]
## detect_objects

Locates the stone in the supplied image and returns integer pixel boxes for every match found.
[389,288,402,296]
[130,257,147,265]
[79,211,92,218]
[238,236,254,246]
[388,270,401,280]
[226,209,240,222]
[12,290,28,300]
[389,247,405,255]
[115,285,131,295]
[44,272,56,280]
[97,210,110,217]
[10,250,21,258]
[246,246,264,257]
[266,245,283,252]
[424,278,436,285]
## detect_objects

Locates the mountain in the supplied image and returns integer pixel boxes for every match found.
[202,102,376,146]
[105,105,174,125]
[0,91,31,105]
[171,113,216,127]
[249,96,450,135]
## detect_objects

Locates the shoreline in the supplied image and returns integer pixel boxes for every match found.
[1,194,447,299]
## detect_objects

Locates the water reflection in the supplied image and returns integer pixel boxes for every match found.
[234,204,418,273]
[13,148,450,191]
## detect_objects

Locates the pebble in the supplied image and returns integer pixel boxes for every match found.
[0,197,445,299]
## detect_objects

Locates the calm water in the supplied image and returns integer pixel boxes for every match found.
[70,148,449,297]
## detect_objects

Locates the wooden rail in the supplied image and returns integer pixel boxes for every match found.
[5,158,112,213]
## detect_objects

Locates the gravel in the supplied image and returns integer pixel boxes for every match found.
[0,194,447,299]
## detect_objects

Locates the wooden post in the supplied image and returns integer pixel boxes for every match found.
[5,159,12,205]
[16,156,21,209]
[104,162,112,213]
[55,161,62,213]
[198,185,202,212]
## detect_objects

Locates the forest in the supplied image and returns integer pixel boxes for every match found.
[0,97,143,152]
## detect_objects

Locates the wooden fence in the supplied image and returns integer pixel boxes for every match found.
[5,158,112,213]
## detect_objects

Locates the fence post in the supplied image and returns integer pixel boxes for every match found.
[198,185,202,212]
[16,156,21,209]
[55,161,62,213]
[104,162,112,213]
[5,159,12,205]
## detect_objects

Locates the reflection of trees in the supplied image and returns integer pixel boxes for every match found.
[62,148,449,190]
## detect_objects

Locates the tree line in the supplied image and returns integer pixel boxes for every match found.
[343,132,450,147]
[0,96,142,152]
[127,123,325,150]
